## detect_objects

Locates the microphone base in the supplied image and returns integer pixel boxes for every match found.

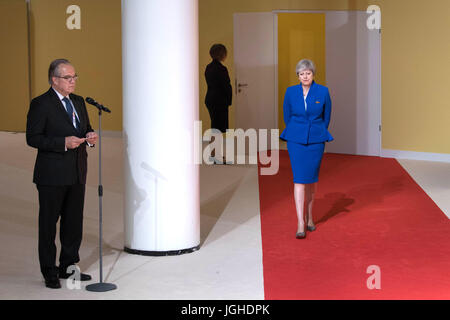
[85,282,117,292]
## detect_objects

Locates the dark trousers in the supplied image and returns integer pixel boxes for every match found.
[207,105,229,133]
[37,184,85,278]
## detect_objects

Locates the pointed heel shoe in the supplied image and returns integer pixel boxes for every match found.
[296,231,306,239]
[306,217,316,232]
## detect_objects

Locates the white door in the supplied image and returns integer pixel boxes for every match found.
[233,13,277,142]
[325,11,381,156]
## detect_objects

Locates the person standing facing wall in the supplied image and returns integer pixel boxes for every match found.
[204,43,232,164]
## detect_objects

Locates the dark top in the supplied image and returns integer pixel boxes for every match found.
[204,59,232,108]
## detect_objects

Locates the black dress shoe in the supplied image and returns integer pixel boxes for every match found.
[59,266,92,281]
[210,156,232,165]
[59,270,92,281]
[45,276,61,289]
[307,225,316,232]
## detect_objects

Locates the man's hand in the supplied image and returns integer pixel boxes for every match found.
[86,131,98,145]
[65,136,86,149]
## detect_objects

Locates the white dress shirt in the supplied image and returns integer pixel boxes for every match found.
[52,88,93,150]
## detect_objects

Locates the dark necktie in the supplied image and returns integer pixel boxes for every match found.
[62,97,80,129]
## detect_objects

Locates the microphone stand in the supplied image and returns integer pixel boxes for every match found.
[86,105,117,292]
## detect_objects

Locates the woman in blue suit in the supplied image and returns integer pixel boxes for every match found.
[280,59,334,239]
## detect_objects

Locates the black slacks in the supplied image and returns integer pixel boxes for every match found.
[207,105,229,133]
[37,184,85,278]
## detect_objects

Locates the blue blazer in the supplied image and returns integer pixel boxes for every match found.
[280,81,334,144]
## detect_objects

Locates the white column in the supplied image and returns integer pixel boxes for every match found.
[122,0,199,254]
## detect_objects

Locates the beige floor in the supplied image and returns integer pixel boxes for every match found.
[397,159,450,219]
[0,132,448,299]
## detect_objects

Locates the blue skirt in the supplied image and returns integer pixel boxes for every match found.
[287,141,325,184]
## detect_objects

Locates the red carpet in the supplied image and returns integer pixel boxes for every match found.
[258,152,450,299]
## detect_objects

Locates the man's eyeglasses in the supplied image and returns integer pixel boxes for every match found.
[56,75,78,82]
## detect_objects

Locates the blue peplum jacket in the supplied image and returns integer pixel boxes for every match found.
[280,81,334,144]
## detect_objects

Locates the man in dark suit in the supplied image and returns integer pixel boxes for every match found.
[26,59,98,289]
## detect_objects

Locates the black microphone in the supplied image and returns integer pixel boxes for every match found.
[85,97,111,113]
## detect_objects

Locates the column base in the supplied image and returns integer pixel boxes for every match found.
[124,245,200,256]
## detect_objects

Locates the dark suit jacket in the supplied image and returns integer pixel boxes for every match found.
[26,88,94,185]
[204,59,232,108]
[280,81,334,144]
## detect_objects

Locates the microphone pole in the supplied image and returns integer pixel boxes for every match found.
[85,97,116,293]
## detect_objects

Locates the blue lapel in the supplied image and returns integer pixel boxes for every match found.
[296,85,306,114]
[304,81,317,114]
[298,81,317,116]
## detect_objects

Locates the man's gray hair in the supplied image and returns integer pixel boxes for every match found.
[48,58,72,85]
[295,59,316,75]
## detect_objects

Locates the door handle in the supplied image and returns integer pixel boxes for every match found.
[238,83,248,93]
